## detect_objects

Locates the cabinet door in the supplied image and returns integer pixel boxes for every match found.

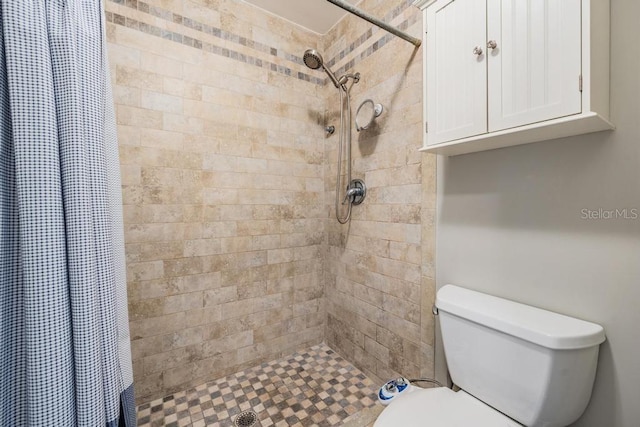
[487,0,582,132]
[427,0,487,145]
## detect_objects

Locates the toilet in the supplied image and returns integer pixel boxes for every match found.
[375,285,606,427]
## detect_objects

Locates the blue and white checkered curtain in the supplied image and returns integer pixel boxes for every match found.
[0,1,135,426]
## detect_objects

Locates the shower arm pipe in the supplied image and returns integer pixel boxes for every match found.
[324,0,422,48]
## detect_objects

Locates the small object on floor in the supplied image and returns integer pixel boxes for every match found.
[378,377,412,405]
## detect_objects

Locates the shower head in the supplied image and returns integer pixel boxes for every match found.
[303,49,323,70]
[303,49,342,89]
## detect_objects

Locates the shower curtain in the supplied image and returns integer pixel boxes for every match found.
[0,1,135,426]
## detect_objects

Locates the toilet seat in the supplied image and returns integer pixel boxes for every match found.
[374,387,523,427]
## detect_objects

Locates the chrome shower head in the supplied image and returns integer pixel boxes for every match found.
[303,49,323,70]
[303,48,341,89]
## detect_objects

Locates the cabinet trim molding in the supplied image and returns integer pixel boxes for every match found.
[419,112,614,156]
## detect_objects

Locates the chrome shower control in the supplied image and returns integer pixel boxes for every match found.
[302,47,361,223]
[342,179,366,206]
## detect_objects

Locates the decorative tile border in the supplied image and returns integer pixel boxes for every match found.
[108,0,303,64]
[105,0,418,87]
[331,14,419,78]
[326,0,415,70]
[105,0,325,85]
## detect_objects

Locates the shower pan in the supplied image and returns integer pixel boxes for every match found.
[303,48,366,224]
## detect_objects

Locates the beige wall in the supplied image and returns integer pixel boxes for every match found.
[106,0,327,403]
[436,0,640,425]
[322,0,436,385]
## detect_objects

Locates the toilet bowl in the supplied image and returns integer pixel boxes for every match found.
[374,285,606,427]
[375,387,521,427]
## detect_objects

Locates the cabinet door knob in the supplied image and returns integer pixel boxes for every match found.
[473,46,483,56]
[487,40,498,49]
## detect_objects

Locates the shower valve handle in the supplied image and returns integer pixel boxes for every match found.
[342,180,366,206]
[342,187,363,205]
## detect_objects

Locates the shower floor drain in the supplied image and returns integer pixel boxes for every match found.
[234,410,258,427]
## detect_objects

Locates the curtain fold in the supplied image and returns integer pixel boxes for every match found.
[0,1,135,426]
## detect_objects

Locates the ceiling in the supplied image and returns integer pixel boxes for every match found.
[241,0,361,34]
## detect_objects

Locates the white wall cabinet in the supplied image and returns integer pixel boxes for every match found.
[415,0,613,156]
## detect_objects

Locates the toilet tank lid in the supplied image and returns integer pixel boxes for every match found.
[436,285,606,350]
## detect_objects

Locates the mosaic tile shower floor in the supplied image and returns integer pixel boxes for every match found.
[137,344,379,427]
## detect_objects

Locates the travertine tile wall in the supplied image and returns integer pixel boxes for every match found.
[322,0,436,384]
[105,0,328,403]
[106,0,433,404]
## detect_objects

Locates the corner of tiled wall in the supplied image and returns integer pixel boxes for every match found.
[321,0,436,385]
[107,0,435,405]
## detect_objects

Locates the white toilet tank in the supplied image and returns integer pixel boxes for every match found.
[437,285,606,427]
